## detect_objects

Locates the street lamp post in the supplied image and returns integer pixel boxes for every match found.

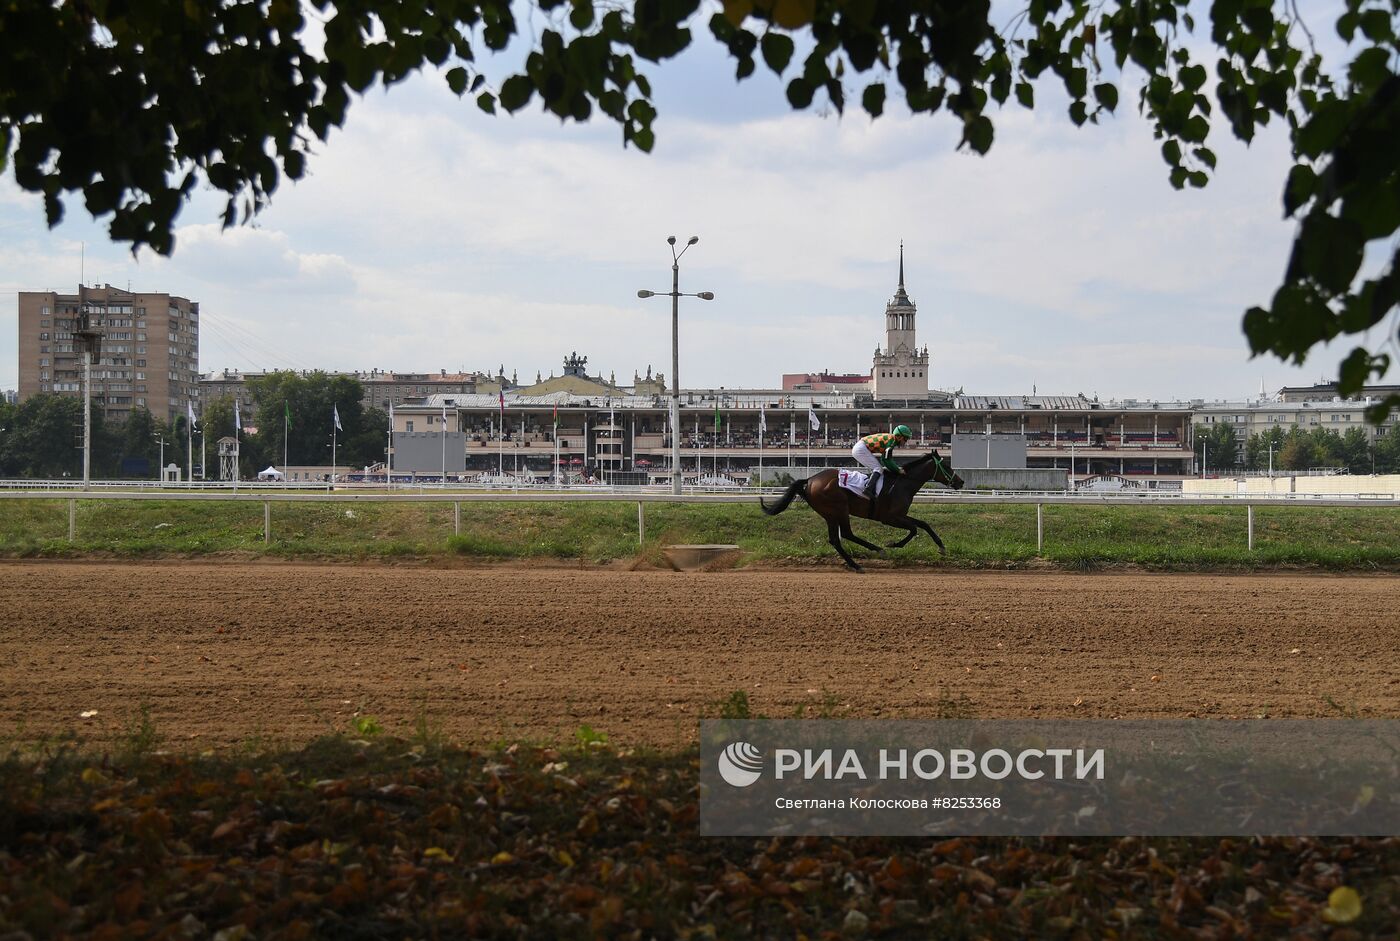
[637,235,715,495]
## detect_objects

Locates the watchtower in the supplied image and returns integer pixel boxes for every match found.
[217,436,240,482]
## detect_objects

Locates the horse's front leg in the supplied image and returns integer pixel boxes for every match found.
[885,522,917,549]
[913,516,946,555]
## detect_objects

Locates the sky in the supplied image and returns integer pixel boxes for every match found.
[2,6,1392,403]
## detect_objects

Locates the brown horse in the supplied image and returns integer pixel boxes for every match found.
[760,448,965,571]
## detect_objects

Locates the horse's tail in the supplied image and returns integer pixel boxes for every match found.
[760,478,807,516]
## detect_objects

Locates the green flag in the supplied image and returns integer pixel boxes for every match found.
[714,404,721,432]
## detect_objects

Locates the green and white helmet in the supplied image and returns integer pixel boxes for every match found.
[893,424,912,439]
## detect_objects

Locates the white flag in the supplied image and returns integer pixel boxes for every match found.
[759,404,766,434]
[441,402,448,427]
[808,407,821,431]
[234,398,241,435]
[333,404,343,432]
[187,400,196,427]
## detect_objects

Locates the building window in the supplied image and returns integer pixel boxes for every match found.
[406,421,415,432]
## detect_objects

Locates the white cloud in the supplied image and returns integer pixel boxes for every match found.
[0,44,1387,400]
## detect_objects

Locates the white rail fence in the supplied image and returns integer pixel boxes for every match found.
[0,485,1394,552]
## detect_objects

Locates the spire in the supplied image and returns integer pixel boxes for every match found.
[898,241,905,290]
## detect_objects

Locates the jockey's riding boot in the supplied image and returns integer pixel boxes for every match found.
[864,471,879,501]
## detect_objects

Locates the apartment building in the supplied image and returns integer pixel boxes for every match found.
[17,283,199,424]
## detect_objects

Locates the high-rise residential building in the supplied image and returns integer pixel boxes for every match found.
[17,284,200,424]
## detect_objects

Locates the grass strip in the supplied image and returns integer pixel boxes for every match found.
[0,499,1397,570]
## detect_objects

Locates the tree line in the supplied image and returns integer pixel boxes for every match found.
[1194,422,1400,475]
[0,372,388,479]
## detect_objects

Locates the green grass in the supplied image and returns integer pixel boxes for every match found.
[0,498,1397,569]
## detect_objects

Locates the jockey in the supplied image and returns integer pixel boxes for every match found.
[852,425,912,498]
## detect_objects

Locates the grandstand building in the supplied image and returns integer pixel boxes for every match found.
[384,255,1198,481]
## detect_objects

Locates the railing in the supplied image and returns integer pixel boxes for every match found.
[0,481,1393,552]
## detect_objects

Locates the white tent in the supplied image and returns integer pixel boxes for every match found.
[257,466,284,480]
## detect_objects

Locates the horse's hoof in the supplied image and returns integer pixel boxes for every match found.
[847,564,863,573]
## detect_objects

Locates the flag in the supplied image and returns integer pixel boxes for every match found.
[498,390,505,419]
[234,398,241,435]
[441,402,448,428]
[759,404,766,434]
[187,400,196,427]
[714,404,721,432]
[333,404,343,433]
[284,400,292,430]
[552,402,558,429]
[808,407,821,431]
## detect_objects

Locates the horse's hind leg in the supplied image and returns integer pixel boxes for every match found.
[839,518,884,554]
[827,519,862,572]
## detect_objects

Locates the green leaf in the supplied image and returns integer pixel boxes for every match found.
[1015,81,1034,108]
[962,115,994,154]
[477,92,497,114]
[1283,164,1316,217]
[760,32,794,73]
[499,75,534,112]
[1092,82,1117,112]
[1161,139,1182,166]
[862,82,886,117]
[569,1,594,30]
[1299,215,1365,294]
[786,77,814,109]
[1069,100,1087,125]
[446,66,468,96]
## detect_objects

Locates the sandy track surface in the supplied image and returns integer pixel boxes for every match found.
[1,562,1396,748]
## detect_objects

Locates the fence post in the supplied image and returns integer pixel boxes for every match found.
[68,499,76,542]
[454,502,461,536]
[264,502,271,544]
[1036,503,1043,553]
[1247,504,1254,551]
[638,502,645,545]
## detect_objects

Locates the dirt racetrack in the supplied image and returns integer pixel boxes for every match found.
[1,562,1396,748]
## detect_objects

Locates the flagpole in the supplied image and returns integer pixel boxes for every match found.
[441,409,447,483]
[186,414,192,487]
[758,406,764,491]
[386,403,393,490]
[331,421,337,487]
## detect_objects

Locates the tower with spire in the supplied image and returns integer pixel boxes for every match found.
[871,242,930,399]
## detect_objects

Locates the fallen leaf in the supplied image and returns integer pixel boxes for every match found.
[1323,887,1362,924]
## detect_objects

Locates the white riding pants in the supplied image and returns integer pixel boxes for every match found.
[851,442,883,475]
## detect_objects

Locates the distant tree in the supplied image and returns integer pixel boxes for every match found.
[1305,426,1346,468]
[4,396,83,477]
[1243,426,1288,472]
[116,406,159,476]
[1194,422,1240,472]
[246,371,367,467]
[1340,426,1371,474]
[1373,429,1400,475]
[200,395,238,443]
[341,407,390,469]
